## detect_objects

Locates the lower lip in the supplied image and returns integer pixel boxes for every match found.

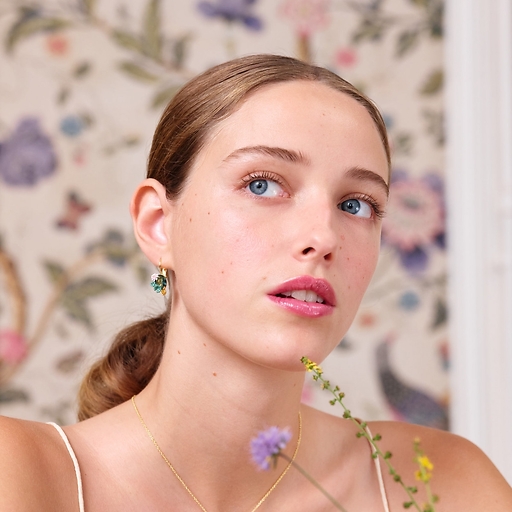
[267,296,334,318]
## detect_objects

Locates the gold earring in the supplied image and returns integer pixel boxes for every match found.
[150,260,168,295]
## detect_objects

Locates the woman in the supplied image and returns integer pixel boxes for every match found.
[0,54,510,511]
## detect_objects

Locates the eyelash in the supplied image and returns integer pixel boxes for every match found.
[240,171,285,188]
[342,193,386,220]
[240,172,386,219]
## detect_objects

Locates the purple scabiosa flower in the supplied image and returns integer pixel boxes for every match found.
[197,0,263,30]
[0,117,57,186]
[250,426,291,470]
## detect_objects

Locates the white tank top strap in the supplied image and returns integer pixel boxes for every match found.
[362,422,391,512]
[47,422,85,512]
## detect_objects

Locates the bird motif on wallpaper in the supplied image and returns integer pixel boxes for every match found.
[376,337,449,430]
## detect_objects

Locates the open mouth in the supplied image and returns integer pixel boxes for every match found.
[274,290,326,304]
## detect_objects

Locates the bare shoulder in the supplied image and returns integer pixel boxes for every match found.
[0,415,79,511]
[369,420,512,511]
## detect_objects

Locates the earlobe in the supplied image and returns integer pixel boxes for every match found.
[130,178,172,267]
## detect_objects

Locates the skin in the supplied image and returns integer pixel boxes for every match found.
[0,81,511,511]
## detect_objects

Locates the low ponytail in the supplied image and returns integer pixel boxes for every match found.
[77,312,168,420]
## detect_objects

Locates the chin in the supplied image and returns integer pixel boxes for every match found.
[246,335,338,373]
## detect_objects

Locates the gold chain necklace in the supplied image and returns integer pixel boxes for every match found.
[132,395,302,512]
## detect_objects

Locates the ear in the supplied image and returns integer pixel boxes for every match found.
[130,178,174,268]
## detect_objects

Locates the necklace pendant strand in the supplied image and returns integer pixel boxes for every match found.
[131,395,302,512]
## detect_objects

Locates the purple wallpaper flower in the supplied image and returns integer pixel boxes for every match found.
[197,0,263,30]
[382,171,445,273]
[0,117,57,186]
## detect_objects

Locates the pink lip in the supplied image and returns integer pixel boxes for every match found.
[267,276,336,318]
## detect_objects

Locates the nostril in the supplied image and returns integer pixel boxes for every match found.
[324,253,333,261]
[302,247,314,255]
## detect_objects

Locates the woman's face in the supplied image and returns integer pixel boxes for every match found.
[165,80,389,370]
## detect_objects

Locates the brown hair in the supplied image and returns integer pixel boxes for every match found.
[77,54,390,420]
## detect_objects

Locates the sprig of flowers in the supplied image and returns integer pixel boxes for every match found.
[301,357,438,512]
[411,439,439,511]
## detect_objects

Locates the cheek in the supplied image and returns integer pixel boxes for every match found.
[341,230,381,295]
[173,201,270,290]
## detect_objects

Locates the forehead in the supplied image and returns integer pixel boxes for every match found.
[198,80,389,180]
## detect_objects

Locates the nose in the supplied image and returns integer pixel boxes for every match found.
[292,202,339,264]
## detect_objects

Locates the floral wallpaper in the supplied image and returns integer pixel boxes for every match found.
[0,0,447,427]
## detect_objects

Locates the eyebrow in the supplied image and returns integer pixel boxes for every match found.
[346,166,389,197]
[223,145,389,197]
[222,145,310,165]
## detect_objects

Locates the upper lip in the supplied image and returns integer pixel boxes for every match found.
[268,276,336,307]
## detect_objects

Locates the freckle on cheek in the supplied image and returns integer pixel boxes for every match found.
[189,218,192,222]
[213,373,217,376]
[177,351,181,355]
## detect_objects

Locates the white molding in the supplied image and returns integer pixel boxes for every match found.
[445,0,512,482]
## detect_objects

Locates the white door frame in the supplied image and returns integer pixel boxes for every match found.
[444,0,512,482]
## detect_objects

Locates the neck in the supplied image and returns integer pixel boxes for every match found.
[133,317,306,510]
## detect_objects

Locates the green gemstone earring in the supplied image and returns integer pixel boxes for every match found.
[150,260,168,295]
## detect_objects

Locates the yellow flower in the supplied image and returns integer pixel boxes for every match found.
[417,455,434,471]
[301,357,323,374]
[415,469,432,483]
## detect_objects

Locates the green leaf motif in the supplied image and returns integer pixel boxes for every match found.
[6,16,70,53]
[59,276,118,330]
[135,261,151,285]
[57,86,71,105]
[352,20,385,44]
[81,0,97,16]
[396,30,419,57]
[151,84,181,109]
[65,276,118,301]
[60,295,93,329]
[422,108,445,146]
[428,3,443,38]
[43,260,65,284]
[420,69,443,95]
[118,61,159,82]
[73,61,92,79]
[143,0,162,60]
[431,297,448,329]
[173,34,192,69]
[112,30,145,54]
[56,350,85,373]
[393,132,414,156]
[0,388,30,403]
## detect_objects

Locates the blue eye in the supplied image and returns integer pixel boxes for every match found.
[247,179,283,197]
[339,199,372,218]
[249,180,268,195]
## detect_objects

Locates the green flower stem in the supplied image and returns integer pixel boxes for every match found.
[278,453,348,512]
[301,358,427,512]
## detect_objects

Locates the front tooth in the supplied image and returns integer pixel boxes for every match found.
[291,290,307,301]
[281,291,293,297]
[305,291,318,303]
